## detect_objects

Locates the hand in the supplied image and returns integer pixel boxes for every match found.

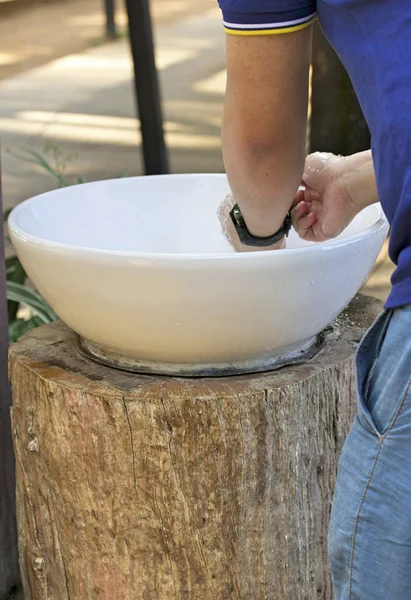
[291,152,368,243]
[218,194,286,253]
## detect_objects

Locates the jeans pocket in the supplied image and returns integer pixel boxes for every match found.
[364,305,411,436]
[354,309,393,436]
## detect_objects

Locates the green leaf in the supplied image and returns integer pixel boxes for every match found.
[6,256,26,281]
[76,175,87,184]
[3,208,13,245]
[9,317,42,344]
[6,256,21,276]
[6,257,27,323]
[3,208,12,224]
[6,281,58,324]
[9,149,70,188]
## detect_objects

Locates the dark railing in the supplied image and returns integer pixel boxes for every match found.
[103,0,168,175]
[104,0,117,39]
[125,0,169,175]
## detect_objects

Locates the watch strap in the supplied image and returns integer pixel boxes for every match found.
[229,204,292,247]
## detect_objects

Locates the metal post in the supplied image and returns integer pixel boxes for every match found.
[125,0,169,175]
[0,159,20,597]
[104,0,117,39]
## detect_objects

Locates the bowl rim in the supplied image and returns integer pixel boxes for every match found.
[8,173,389,261]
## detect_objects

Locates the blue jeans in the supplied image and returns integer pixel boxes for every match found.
[329,304,411,599]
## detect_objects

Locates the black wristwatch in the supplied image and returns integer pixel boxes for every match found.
[229,204,292,247]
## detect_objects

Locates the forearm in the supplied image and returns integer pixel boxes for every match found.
[221,29,312,239]
[339,150,379,211]
[222,101,306,237]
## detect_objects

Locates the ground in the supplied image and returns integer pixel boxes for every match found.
[0,0,225,203]
[0,0,214,80]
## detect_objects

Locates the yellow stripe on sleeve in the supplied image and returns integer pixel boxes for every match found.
[224,17,316,36]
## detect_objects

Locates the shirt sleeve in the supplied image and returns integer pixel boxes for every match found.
[217,0,316,35]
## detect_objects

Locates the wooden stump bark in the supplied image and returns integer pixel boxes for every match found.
[9,295,382,600]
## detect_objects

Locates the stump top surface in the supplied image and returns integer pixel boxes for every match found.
[9,295,382,397]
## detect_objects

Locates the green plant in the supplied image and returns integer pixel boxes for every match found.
[5,144,128,343]
[10,143,83,187]
[5,145,78,343]
[5,218,59,344]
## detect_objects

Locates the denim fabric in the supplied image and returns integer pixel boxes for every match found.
[328,304,411,600]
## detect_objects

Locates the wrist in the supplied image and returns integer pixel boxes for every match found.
[337,151,379,213]
[238,207,289,238]
[230,203,291,247]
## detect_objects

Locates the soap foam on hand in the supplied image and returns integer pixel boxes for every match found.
[217,193,236,248]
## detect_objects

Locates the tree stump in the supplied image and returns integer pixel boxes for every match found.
[9,295,382,600]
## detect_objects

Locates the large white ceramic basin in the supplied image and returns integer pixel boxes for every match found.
[9,174,388,376]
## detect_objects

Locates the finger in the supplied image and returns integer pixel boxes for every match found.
[302,187,321,205]
[300,229,319,242]
[291,187,306,209]
[294,212,318,239]
[295,212,318,231]
[292,185,321,213]
[291,201,314,230]
[291,200,310,220]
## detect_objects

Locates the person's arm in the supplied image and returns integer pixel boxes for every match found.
[339,150,378,209]
[221,22,313,241]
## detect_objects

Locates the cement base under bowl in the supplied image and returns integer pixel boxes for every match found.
[78,334,324,378]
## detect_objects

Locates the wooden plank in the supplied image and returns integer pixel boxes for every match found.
[0,158,20,597]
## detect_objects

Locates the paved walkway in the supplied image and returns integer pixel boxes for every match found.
[0,0,214,80]
[0,0,393,302]
[0,5,226,205]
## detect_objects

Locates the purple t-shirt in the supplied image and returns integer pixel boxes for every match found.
[218,0,411,309]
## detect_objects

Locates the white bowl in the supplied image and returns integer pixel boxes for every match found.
[9,174,388,376]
